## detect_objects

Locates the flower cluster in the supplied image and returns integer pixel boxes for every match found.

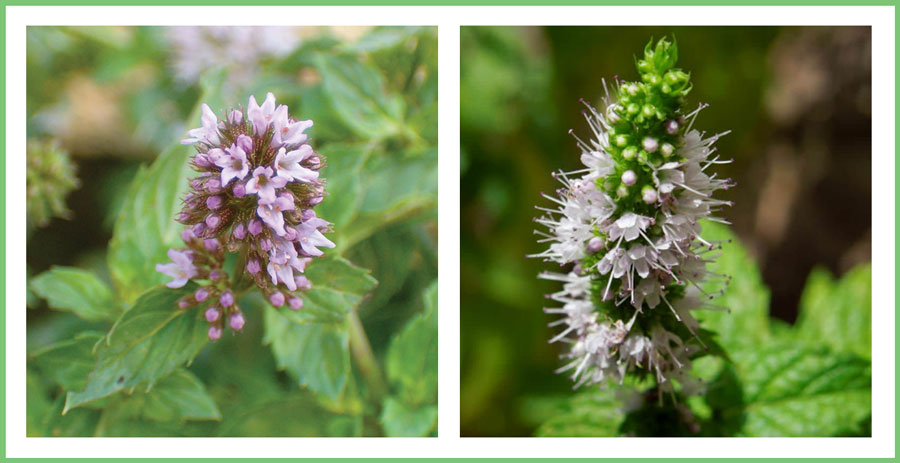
[157,92,334,340]
[531,39,734,392]
[26,139,80,230]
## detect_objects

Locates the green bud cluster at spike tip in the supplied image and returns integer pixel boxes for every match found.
[530,38,735,394]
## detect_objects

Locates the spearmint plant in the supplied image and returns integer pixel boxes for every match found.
[27,26,437,438]
[157,93,333,339]
[531,38,734,394]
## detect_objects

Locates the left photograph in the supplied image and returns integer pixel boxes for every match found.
[26,26,438,437]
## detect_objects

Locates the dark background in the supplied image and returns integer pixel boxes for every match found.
[460,26,871,436]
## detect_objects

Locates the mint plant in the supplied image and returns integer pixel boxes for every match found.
[27,26,437,438]
[529,38,871,437]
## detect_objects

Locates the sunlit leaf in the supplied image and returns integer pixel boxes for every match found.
[380,397,436,437]
[30,267,118,322]
[795,264,871,359]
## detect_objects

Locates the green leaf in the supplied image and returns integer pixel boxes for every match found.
[380,396,437,437]
[138,369,221,422]
[533,389,625,437]
[731,344,871,437]
[274,256,378,325]
[215,393,357,437]
[344,27,426,53]
[314,53,405,139]
[263,305,350,401]
[39,395,102,437]
[697,222,771,352]
[107,70,226,304]
[63,284,209,412]
[795,264,871,359]
[30,332,104,392]
[385,281,437,407]
[30,267,118,322]
[27,368,55,436]
[340,148,438,250]
[315,143,372,233]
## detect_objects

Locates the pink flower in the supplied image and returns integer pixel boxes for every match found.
[155,249,198,288]
[215,142,250,186]
[248,92,277,136]
[257,194,295,236]
[245,166,287,204]
[274,146,318,183]
[271,104,313,147]
[182,104,221,145]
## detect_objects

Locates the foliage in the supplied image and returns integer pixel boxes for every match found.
[532,223,872,437]
[27,26,437,437]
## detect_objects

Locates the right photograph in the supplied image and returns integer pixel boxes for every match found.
[460,26,872,437]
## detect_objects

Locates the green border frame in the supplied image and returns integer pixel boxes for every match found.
[5,2,896,461]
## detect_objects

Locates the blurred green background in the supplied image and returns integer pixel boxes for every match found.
[460,26,871,436]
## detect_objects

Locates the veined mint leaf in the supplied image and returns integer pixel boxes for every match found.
[30,331,104,392]
[64,284,208,412]
[30,267,118,322]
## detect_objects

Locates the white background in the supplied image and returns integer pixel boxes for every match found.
[6,5,895,459]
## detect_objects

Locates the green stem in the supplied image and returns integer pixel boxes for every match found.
[347,308,388,402]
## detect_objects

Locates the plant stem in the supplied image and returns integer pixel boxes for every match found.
[347,308,388,403]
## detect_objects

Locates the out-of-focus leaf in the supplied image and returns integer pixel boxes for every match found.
[385,282,437,407]
[215,393,358,437]
[344,27,425,53]
[64,284,208,412]
[316,143,372,233]
[314,53,405,139]
[341,148,438,250]
[137,369,221,422]
[731,343,871,437]
[31,332,104,392]
[107,69,225,304]
[27,368,55,436]
[533,389,625,437]
[39,395,102,437]
[380,397,437,437]
[698,222,771,351]
[30,267,118,322]
[274,256,378,325]
[263,306,351,401]
[795,264,871,359]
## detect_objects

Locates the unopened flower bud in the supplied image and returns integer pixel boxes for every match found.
[232,223,246,240]
[660,143,674,157]
[233,182,246,197]
[642,186,658,204]
[230,312,245,331]
[247,259,260,274]
[586,236,604,254]
[295,275,312,291]
[248,219,263,236]
[220,291,234,307]
[195,288,210,302]
[643,137,658,153]
[205,214,220,229]
[205,306,220,322]
[229,109,243,125]
[269,292,285,307]
[206,195,223,210]
[621,170,637,186]
[665,119,679,135]
[204,238,220,252]
[208,325,223,340]
[288,297,304,310]
[236,134,253,153]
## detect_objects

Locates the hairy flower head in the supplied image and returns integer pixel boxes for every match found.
[531,38,734,393]
[158,92,334,339]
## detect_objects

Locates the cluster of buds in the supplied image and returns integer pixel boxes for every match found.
[26,139,80,230]
[531,39,734,392]
[157,92,334,340]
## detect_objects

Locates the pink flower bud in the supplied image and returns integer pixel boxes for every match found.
[236,134,253,153]
[288,297,303,310]
[206,195,223,210]
[248,219,263,236]
[230,312,245,331]
[205,306,220,322]
[229,109,243,125]
[204,238,220,252]
[205,214,220,229]
[220,291,234,307]
[269,292,285,307]
[232,223,246,240]
[586,236,604,254]
[247,259,260,274]
[208,325,223,340]
[195,288,209,302]
[233,182,246,198]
